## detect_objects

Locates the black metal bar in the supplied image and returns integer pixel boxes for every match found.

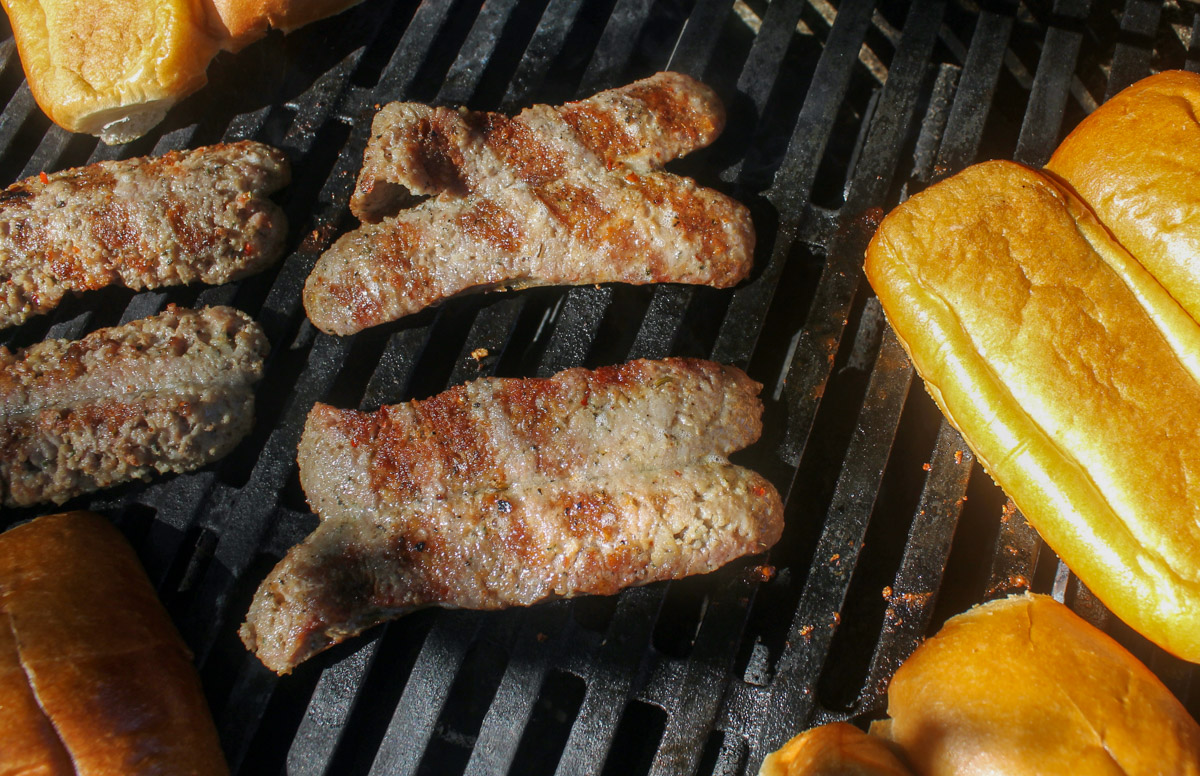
[1013,0,1091,167]
[501,0,589,110]
[984,502,1041,599]
[669,0,738,77]
[579,0,658,93]
[935,5,1016,174]
[554,585,665,776]
[856,419,973,713]
[748,326,914,770]
[1105,0,1160,100]
[439,0,523,104]
[368,613,486,774]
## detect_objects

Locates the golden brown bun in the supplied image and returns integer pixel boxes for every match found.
[864,160,1200,661]
[1047,71,1200,325]
[0,0,365,142]
[206,0,366,51]
[0,511,229,776]
[0,0,223,143]
[759,722,915,776]
[875,593,1200,775]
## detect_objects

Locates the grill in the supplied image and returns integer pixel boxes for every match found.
[2,0,1199,773]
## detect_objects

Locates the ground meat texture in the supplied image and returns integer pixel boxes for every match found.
[0,305,268,506]
[304,72,753,335]
[297,358,765,522]
[0,141,290,328]
[242,358,783,674]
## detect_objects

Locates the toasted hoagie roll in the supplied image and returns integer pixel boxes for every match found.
[0,511,228,775]
[865,159,1200,662]
[872,594,1200,775]
[1047,70,1200,326]
[760,722,915,776]
[0,0,366,143]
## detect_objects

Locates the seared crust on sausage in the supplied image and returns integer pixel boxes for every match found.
[0,141,290,328]
[303,72,754,335]
[244,461,782,674]
[297,357,765,522]
[349,71,727,221]
[0,305,269,506]
[242,358,783,673]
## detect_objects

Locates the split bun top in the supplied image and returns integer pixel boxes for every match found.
[0,0,365,143]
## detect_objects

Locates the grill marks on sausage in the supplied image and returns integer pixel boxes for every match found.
[407,113,471,196]
[0,306,268,507]
[623,79,717,152]
[368,393,500,499]
[304,73,753,335]
[0,141,290,329]
[631,172,733,277]
[456,199,523,253]
[557,103,642,167]
[482,113,568,189]
[245,358,783,673]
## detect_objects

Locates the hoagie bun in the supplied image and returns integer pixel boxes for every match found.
[0,511,228,775]
[864,159,1200,661]
[1047,70,1200,325]
[874,594,1200,775]
[0,0,366,143]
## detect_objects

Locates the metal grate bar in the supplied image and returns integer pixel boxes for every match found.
[531,286,613,376]
[16,124,71,179]
[1013,0,1091,166]
[501,0,589,110]
[1105,0,1160,100]
[0,85,39,169]
[669,0,739,76]
[439,0,524,104]
[770,0,948,473]
[1189,14,1200,73]
[713,0,886,368]
[984,502,1041,599]
[463,606,574,776]
[287,634,385,776]
[369,613,487,775]
[647,571,765,776]
[856,418,973,712]
[736,0,810,116]
[554,585,666,776]
[579,0,658,93]
[628,286,698,360]
[934,5,1015,174]
[843,0,948,201]
[764,0,877,217]
[748,325,914,769]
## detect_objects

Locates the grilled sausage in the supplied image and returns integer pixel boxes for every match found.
[241,358,783,673]
[0,305,269,506]
[303,73,754,335]
[0,141,289,328]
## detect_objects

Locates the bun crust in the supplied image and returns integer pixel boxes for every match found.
[0,0,222,143]
[207,0,366,51]
[877,594,1200,775]
[759,722,915,776]
[0,511,228,775]
[1047,71,1200,325]
[865,160,1200,661]
[0,0,365,142]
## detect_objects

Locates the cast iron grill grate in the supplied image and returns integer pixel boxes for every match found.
[0,0,1198,773]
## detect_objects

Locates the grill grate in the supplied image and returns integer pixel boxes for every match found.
[1,0,1198,773]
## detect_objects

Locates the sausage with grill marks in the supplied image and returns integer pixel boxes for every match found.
[241,358,783,673]
[0,305,269,506]
[303,73,754,335]
[0,141,289,329]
